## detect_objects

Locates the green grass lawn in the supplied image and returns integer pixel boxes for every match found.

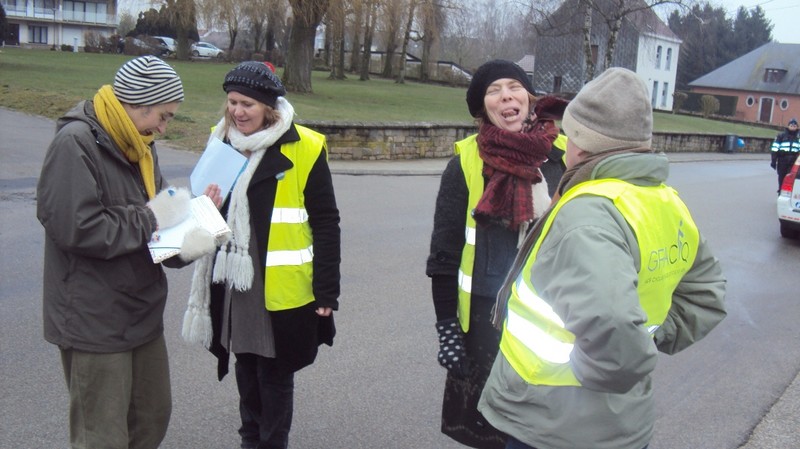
[0,47,778,152]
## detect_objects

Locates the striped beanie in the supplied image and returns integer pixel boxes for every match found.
[223,61,286,108]
[113,56,184,106]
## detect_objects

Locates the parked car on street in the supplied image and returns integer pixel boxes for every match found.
[191,42,224,58]
[777,155,800,239]
[153,36,177,56]
[126,37,169,57]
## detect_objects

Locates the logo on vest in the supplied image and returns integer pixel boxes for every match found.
[647,220,691,272]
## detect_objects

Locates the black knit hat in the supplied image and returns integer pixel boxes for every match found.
[223,61,286,108]
[466,60,535,117]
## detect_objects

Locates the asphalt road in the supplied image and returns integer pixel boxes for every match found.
[1,107,799,449]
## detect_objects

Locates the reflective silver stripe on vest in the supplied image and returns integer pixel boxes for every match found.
[772,141,800,153]
[465,226,476,245]
[458,225,476,293]
[507,278,573,364]
[266,246,314,267]
[458,271,473,294]
[272,207,309,224]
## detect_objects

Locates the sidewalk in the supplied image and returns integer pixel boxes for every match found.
[327,151,768,176]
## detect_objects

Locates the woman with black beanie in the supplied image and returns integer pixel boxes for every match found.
[425,59,568,449]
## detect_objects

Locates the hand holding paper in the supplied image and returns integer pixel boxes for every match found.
[148,195,231,263]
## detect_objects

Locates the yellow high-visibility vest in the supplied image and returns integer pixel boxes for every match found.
[501,178,699,386]
[263,125,326,311]
[553,133,568,165]
[453,134,484,332]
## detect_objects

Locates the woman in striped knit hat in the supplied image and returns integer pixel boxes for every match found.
[37,55,221,449]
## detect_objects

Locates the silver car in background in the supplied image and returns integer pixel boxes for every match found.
[191,42,224,58]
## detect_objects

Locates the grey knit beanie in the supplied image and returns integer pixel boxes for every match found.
[113,56,184,106]
[561,67,652,153]
[223,61,286,108]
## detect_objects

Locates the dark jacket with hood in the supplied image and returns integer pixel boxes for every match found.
[37,100,178,353]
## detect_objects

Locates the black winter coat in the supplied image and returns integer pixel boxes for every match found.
[208,124,341,380]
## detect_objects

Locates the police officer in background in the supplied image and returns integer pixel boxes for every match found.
[771,118,800,192]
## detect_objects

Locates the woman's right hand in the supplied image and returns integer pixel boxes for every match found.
[204,183,223,209]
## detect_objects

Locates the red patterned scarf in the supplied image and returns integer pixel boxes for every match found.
[474,120,557,230]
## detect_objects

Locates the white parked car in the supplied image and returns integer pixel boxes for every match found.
[191,42,224,58]
[777,156,800,239]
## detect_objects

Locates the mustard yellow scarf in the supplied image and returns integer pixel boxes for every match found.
[93,85,157,199]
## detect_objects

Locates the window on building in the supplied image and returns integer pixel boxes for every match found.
[656,46,662,69]
[661,82,669,107]
[666,48,672,70]
[780,99,789,110]
[553,76,562,93]
[763,68,787,83]
[746,96,755,107]
[29,26,48,44]
[33,0,56,10]
[652,81,659,108]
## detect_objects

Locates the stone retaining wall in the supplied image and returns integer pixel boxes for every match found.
[298,121,773,160]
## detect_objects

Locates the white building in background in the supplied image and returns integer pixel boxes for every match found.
[2,0,118,49]
[636,32,681,111]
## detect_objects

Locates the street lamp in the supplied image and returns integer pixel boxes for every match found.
[51,7,59,50]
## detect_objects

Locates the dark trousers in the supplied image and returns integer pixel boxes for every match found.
[505,436,649,449]
[235,353,295,449]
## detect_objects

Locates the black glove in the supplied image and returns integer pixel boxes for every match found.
[771,160,777,170]
[436,318,472,378]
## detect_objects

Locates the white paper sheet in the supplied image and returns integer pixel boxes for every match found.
[190,137,247,198]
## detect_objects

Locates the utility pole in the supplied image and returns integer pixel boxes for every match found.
[51,5,59,50]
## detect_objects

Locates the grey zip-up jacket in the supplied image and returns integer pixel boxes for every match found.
[478,152,727,449]
[37,100,175,353]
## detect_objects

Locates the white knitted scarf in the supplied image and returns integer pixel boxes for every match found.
[182,97,294,348]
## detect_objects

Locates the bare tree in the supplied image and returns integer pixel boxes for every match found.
[580,0,594,83]
[284,0,330,92]
[525,0,688,82]
[265,1,287,62]
[162,0,197,59]
[359,0,378,80]
[327,0,347,79]
[349,0,364,74]
[396,0,417,84]
[196,0,245,57]
[417,0,446,81]
[439,1,480,68]
[379,0,405,78]
[244,0,272,55]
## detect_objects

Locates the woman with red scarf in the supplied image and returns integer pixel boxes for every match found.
[426,59,568,449]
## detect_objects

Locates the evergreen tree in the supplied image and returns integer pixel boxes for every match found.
[732,6,772,54]
[668,2,772,90]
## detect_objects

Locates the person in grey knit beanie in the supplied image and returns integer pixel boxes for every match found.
[561,67,652,154]
[478,65,726,449]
